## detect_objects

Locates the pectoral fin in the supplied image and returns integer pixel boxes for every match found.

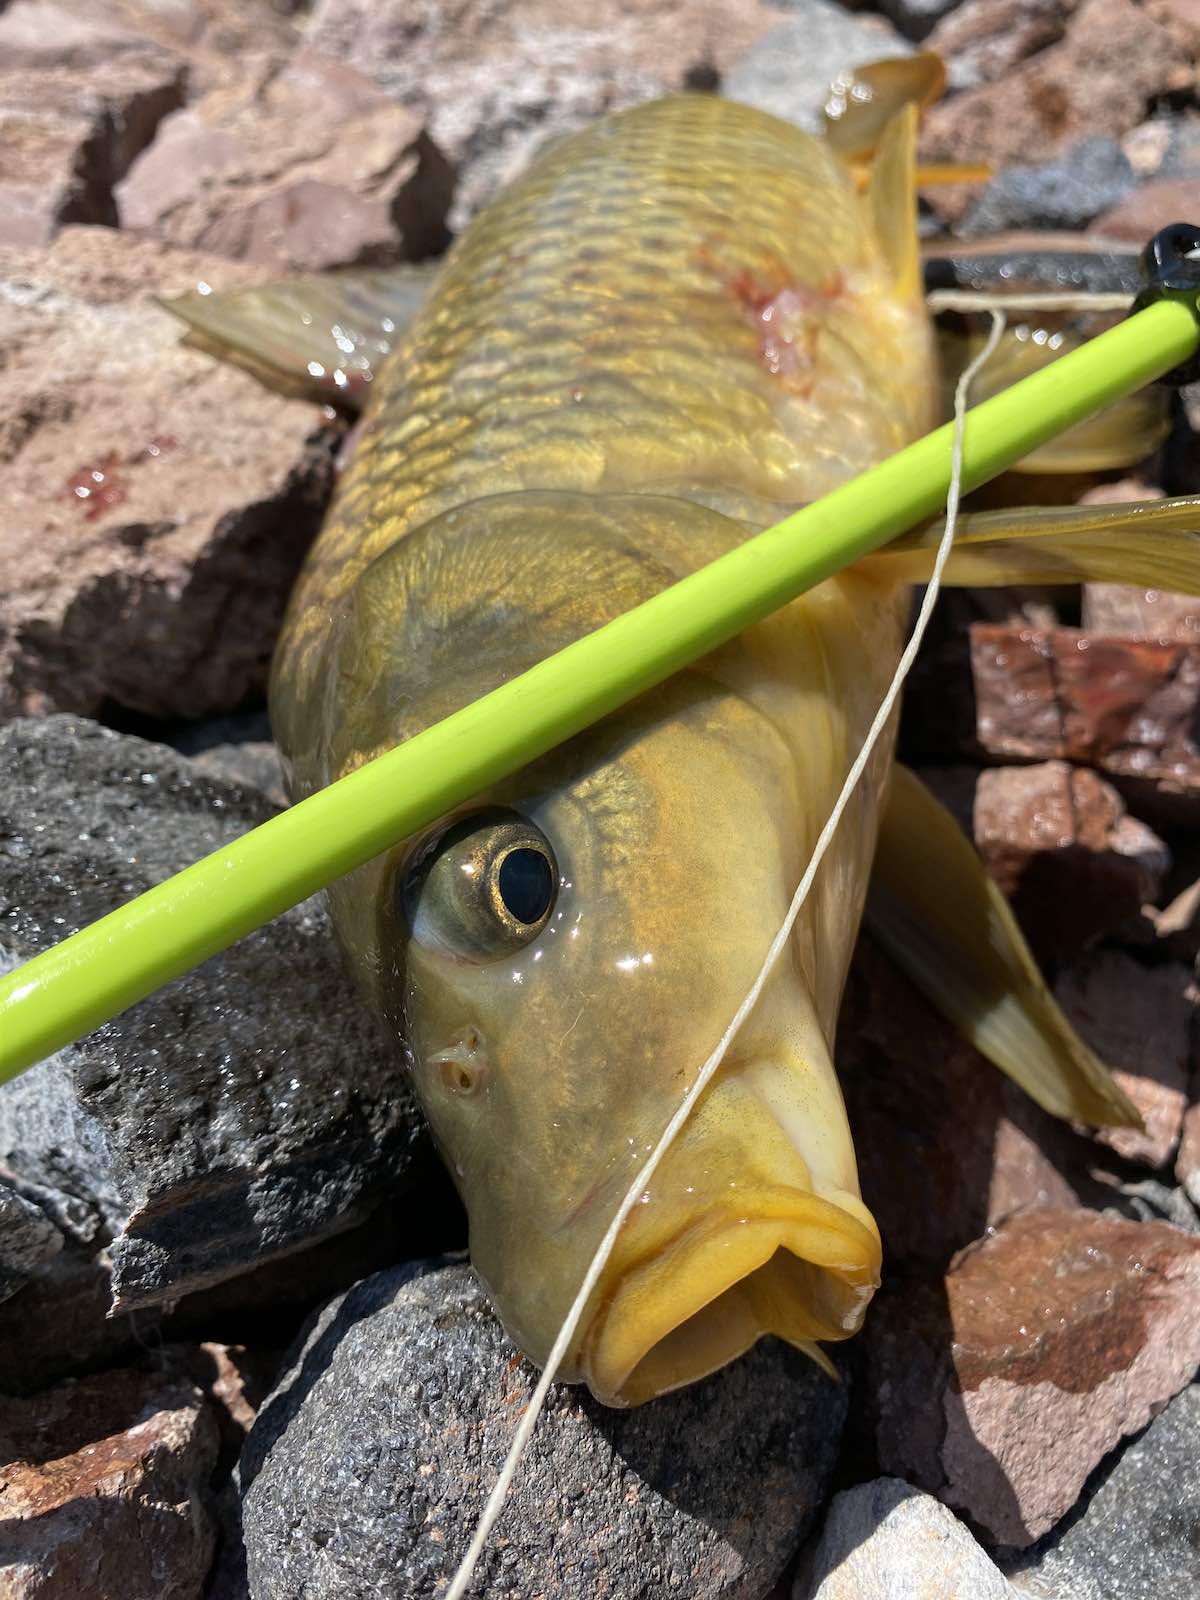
[865,763,1140,1129]
[158,264,438,407]
[858,495,1200,588]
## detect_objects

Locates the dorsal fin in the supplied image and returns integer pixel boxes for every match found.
[866,102,921,302]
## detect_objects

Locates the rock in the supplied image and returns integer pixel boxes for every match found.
[926,0,1075,94]
[0,716,431,1314]
[862,1207,1200,1547]
[0,53,186,247]
[1055,951,1194,1169]
[920,0,1188,220]
[168,1342,282,1476]
[0,0,300,93]
[840,940,1092,1280]
[171,711,287,809]
[239,1260,845,1600]
[116,55,453,272]
[1001,1381,1200,1597]
[723,2,911,132]
[874,0,965,44]
[0,1184,61,1301]
[0,1368,219,1599]
[306,0,782,223]
[0,225,339,722]
[967,762,1168,962]
[795,1478,1018,1599]
[912,622,1200,824]
[1083,582,1200,644]
[1178,1102,1200,1204]
[958,137,1136,239]
[1088,175,1200,243]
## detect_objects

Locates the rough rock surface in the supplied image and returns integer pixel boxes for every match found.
[956,761,1166,961]
[239,1261,846,1600]
[1055,951,1194,1168]
[840,940,1093,1279]
[910,622,1200,822]
[958,136,1136,238]
[1001,1382,1200,1597]
[1179,1103,1200,1204]
[0,225,339,722]
[723,0,911,130]
[116,55,452,271]
[862,1207,1200,1546]
[0,716,429,1314]
[1089,173,1200,242]
[795,1478,1018,1600]
[306,0,781,224]
[0,1368,219,1599]
[0,53,185,247]
[926,0,1077,94]
[920,0,1188,218]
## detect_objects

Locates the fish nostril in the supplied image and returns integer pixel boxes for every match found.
[440,1056,480,1095]
[431,1025,489,1096]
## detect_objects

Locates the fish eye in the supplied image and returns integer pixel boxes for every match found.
[400,808,559,962]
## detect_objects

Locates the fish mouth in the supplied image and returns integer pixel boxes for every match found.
[580,1189,881,1407]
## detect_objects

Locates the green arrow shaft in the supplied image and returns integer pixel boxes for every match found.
[1,295,1197,1079]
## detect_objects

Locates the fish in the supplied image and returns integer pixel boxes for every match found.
[167,92,1200,1408]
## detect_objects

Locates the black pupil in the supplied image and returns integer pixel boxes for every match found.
[497,848,554,925]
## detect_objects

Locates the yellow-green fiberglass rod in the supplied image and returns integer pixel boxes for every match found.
[1,291,1198,1082]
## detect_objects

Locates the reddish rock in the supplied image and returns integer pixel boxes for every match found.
[0,54,185,247]
[1083,582,1200,644]
[305,0,780,222]
[840,940,1090,1280]
[168,1342,280,1473]
[1055,951,1194,1167]
[926,0,1077,92]
[0,225,340,722]
[963,623,1200,821]
[971,761,1168,960]
[1088,175,1200,243]
[920,0,1187,219]
[117,55,452,272]
[1177,1101,1200,1203]
[864,1208,1200,1546]
[0,1368,218,1597]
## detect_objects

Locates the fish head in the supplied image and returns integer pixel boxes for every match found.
[286,492,883,1406]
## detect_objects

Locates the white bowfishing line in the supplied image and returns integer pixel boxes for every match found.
[444,307,1008,1600]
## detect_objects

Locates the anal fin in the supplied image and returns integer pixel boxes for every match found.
[865,764,1140,1129]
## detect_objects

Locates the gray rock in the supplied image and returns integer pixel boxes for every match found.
[724,2,912,132]
[0,715,430,1320]
[0,1183,61,1302]
[795,1478,1018,1599]
[872,0,965,46]
[240,1261,846,1600]
[1002,1383,1200,1598]
[959,137,1137,238]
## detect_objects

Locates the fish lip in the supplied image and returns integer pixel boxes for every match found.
[578,1194,880,1408]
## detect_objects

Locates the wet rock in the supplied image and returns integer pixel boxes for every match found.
[0,225,339,722]
[967,762,1168,962]
[920,0,1187,219]
[724,1,911,132]
[306,0,781,223]
[1088,175,1200,243]
[117,56,453,272]
[0,1367,219,1598]
[240,1261,845,1600]
[0,716,430,1314]
[840,940,1091,1280]
[172,711,287,809]
[958,137,1135,239]
[795,1478,1018,1599]
[862,1207,1200,1547]
[0,53,186,247]
[917,623,1200,824]
[926,0,1075,94]
[1055,951,1194,1169]
[1001,1381,1200,1597]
